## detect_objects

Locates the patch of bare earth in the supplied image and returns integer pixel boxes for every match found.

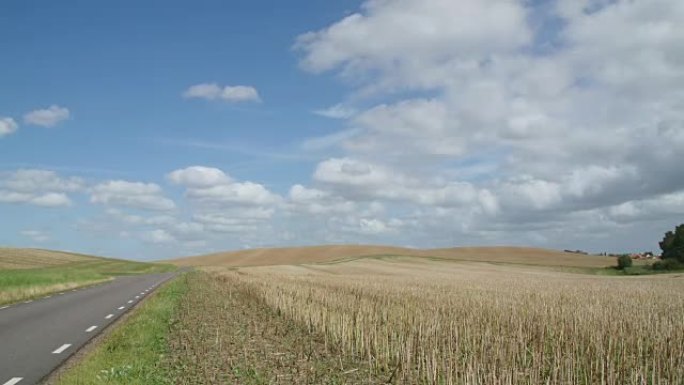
[167,272,386,384]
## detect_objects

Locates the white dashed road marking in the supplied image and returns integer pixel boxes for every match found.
[86,326,98,332]
[105,314,114,319]
[118,306,125,310]
[127,300,133,303]
[2,377,23,385]
[0,306,9,310]
[52,344,71,354]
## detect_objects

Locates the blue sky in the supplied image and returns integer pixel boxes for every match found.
[1,0,683,260]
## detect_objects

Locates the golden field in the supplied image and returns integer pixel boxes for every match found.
[170,245,615,268]
[182,256,684,384]
[0,248,99,269]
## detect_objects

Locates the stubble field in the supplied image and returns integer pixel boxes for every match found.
[168,256,684,384]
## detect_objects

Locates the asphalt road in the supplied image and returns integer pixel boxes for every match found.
[0,272,178,385]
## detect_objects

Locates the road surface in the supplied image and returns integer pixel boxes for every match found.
[0,272,178,385]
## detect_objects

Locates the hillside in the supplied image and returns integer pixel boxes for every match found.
[169,244,615,268]
[0,247,175,305]
[0,248,103,269]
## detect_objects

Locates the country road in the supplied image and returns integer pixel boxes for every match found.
[0,272,178,385]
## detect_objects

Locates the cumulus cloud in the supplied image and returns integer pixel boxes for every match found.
[0,117,18,137]
[295,0,530,91]
[0,191,72,207]
[30,193,73,207]
[3,169,83,193]
[140,229,176,244]
[287,184,356,215]
[23,105,70,127]
[186,182,280,206]
[91,180,176,211]
[168,166,280,207]
[313,157,497,213]
[0,169,83,207]
[289,0,684,251]
[168,166,281,237]
[183,83,261,103]
[167,166,232,188]
[347,99,463,158]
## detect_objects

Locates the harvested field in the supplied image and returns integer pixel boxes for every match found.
[189,258,684,384]
[170,245,614,268]
[167,272,383,384]
[0,248,99,269]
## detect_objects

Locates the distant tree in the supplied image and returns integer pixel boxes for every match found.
[652,258,682,271]
[617,255,632,270]
[659,224,684,263]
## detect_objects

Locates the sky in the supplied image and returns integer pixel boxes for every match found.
[1,0,683,260]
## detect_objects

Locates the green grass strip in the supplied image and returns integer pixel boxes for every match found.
[0,261,176,305]
[55,274,187,385]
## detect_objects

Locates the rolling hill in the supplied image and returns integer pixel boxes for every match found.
[169,244,615,268]
[0,248,103,269]
[0,247,175,305]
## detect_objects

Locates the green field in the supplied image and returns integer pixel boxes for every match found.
[0,251,175,305]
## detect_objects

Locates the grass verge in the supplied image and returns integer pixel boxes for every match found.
[0,260,175,305]
[53,274,187,385]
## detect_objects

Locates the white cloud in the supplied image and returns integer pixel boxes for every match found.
[186,182,280,206]
[347,99,463,157]
[167,166,232,188]
[183,83,261,103]
[0,191,72,207]
[606,191,684,224]
[287,0,684,252]
[140,229,176,244]
[357,218,391,235]
[183,83,222,99]
[313,104,357,119]
[168,166,281,207]
[287,184,356,215]
[0,169,82,207]
[30,193,73,207]
[0,117,18,137]
[313,157,496,212]
[23,105,70,127]
[91,180,176,211]
[164,166,281,239]
[3,169,84,193]
[295,0,530,91]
